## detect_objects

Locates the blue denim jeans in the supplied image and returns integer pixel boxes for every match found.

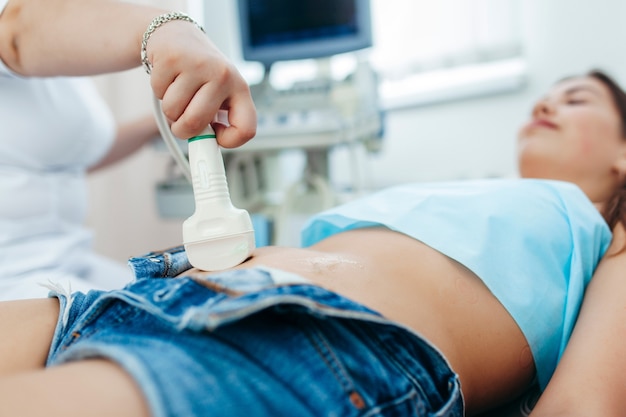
[46,246,463,417]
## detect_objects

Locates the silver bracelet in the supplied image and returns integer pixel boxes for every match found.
[141,12,205,75]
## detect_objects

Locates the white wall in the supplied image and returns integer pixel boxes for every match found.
[88,0,626,261]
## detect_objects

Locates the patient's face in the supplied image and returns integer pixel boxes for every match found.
[517,76,625,199]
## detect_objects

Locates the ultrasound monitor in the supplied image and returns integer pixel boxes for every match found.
[237,0,372,70]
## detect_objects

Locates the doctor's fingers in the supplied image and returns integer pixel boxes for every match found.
[212,90,258,149]
[168,75,257,147]
[160,66,256,143]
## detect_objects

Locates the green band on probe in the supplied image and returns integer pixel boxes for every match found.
[188,134,217,142]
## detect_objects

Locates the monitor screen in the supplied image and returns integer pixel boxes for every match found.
[237,0,372,68]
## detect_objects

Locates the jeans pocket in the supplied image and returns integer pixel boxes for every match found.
[304,316,463,417]
[293,313,458,416]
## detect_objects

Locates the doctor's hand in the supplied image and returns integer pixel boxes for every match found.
[144,20,257,148]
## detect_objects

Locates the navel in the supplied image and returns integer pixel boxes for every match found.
[518,344,534,369]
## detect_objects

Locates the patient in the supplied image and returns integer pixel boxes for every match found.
[0,69,624,417]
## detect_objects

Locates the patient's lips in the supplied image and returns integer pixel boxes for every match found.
[527,118,558,130]
[519,118,559,139]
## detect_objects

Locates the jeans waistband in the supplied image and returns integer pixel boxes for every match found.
[127,245,192,279]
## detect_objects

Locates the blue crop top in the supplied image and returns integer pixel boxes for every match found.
[300,178,612,389]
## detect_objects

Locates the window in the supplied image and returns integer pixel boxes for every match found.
[370,0,526,109]
[188,0,526,110]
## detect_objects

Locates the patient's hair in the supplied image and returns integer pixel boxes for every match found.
[587,70,626,230]
[589,70,626,137]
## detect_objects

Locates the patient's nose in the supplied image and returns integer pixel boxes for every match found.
[532,99,555,118]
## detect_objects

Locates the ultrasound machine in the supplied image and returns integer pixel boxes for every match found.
[156,0,384,247]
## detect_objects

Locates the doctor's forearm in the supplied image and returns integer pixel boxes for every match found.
[0,0,166,76]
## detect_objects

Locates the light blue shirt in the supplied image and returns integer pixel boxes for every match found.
[301,178,612,389]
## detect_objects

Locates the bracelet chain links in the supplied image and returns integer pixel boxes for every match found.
[141,12,205,75]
